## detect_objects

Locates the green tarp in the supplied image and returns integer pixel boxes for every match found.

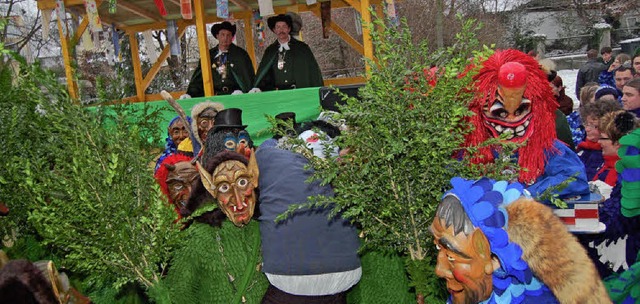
[107,87,322,146]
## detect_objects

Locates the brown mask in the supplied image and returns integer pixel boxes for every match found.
[197,108,218,142]
[197,152,259,227]
[169,119,189,147]
[164,161,199,211]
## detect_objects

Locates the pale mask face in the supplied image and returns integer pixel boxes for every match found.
[197,153,259,227]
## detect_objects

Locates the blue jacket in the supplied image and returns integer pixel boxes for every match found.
[256,146,361,275]
[526,140,590,198]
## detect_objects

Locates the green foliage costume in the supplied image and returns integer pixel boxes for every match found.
[186,44,255,96]
[151,220,267,304]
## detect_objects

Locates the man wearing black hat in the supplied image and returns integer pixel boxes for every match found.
[253,14,323,92]
[185,21,255,97]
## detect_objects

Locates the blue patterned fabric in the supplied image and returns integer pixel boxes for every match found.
[566,111,585,146]
[445,178,559,304]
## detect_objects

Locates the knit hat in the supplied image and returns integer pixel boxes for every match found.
[595,85,619,100]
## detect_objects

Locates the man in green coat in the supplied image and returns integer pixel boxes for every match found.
[185,22,255,97]
[253,14,323,92]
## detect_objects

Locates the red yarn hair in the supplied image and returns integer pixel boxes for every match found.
[464,49,558,183]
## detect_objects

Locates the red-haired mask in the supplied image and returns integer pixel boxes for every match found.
[465,49,557,183]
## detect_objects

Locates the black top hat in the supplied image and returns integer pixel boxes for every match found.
[211,21,237,38]
[213,108,247,131]
[267,14,293,32]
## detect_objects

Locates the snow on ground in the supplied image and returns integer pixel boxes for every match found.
[557,69,580,110]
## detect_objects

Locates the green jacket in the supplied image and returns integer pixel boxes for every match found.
[151,220,267,304]
[187,44,255,97]
[255,38,323,91]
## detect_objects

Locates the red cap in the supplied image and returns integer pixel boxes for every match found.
[498,62,527,88]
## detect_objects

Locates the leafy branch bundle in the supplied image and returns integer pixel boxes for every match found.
[306,15,515,301]
[0,51,179,301]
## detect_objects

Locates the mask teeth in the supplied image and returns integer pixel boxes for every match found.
[233,206,237,212]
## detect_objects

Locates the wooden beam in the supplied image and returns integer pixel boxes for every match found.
[342,0,361,13]
[194,0,214,96]
[129,33,145,102]
[324,76,366,86]
[57,15,79,101]
[311,9,363,55]
[70,17,89,48]
[142,25,188,90]
[229,0,252,11]
[242,16,257,73]
[38,0,85,10]
[117,1,164,22]
[361,0,373,74]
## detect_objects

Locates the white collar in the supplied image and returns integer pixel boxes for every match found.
[278,37,291,52]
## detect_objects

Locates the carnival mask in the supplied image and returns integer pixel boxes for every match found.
[197,108,218,142]
[168,119,189,147]
[482,62,533,142]
[197,152,259,227]
[164,161,199,210]
[223,130,252,157]
[430,195,499,304]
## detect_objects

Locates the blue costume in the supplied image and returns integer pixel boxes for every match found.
[523,140,589,199]
[445,178,559,304]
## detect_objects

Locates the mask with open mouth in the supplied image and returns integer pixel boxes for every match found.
[465,50,557,183]
[197,151,259,227]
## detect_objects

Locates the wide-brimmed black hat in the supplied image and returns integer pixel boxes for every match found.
[213,108,247,131]
[211,21,236,37]
[267,14,293,32]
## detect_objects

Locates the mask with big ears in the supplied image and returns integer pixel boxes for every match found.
[196,151,258,227]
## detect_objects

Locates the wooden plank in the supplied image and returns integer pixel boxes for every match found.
[310,9,363,55]
[38,0,85,10]
[194,0,214,96]
[242,15,257,73]
[117,1,164,22]
[71,17,89,47]
[324,76,366,86]
[129,33,145,102]
[229,0,252,11]
[57,16,79,101]
[342,0,361,13]
[361,0,373,73]
[142,25,188,90]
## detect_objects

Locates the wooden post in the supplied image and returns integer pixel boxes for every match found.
[129,33,145,102]
[243,15,257,73]
[361,0,373,74]
[194,0,214,96]
[57,17,79,101]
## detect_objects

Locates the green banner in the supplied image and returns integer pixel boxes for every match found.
[99,87,322,146]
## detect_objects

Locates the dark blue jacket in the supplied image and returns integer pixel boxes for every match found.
[256,146,361,275]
